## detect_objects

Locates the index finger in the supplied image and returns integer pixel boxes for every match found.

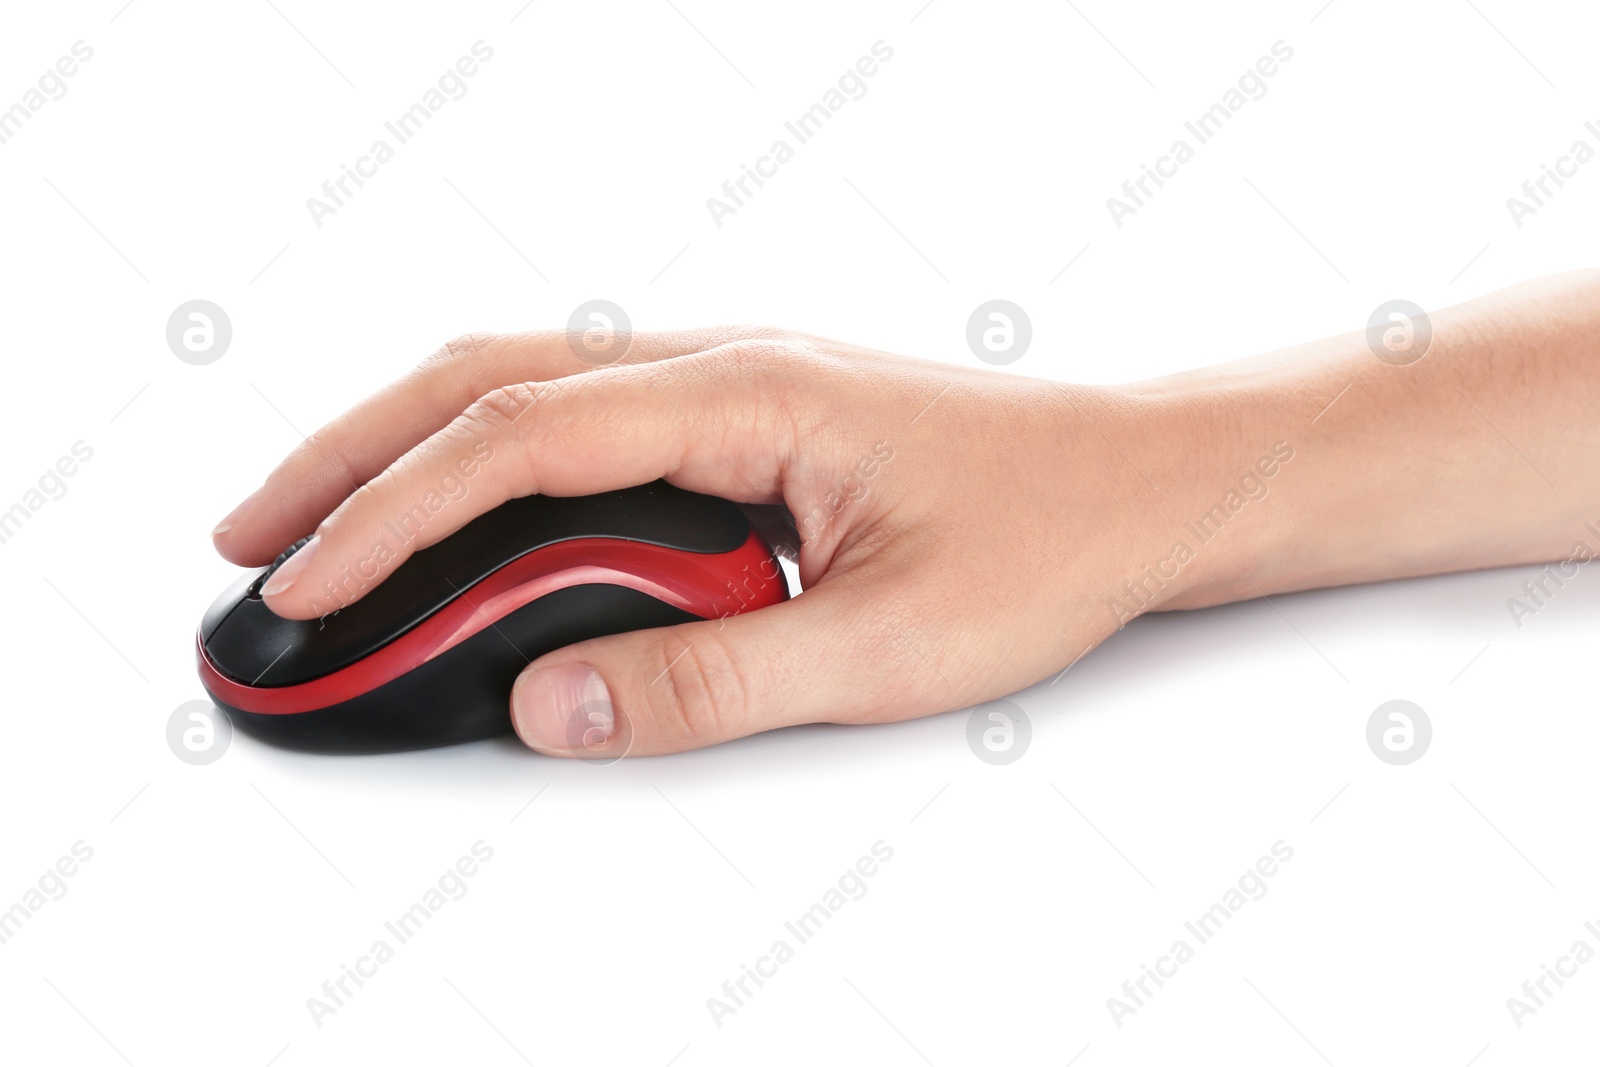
[213,327,769,566]
[257,343,802,620]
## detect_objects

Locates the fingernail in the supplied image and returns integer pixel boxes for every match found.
[512,662,613,752]
[211,489,259,538]
[260,535,320,598]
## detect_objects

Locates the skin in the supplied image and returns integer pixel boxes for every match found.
[212,269,1600,757]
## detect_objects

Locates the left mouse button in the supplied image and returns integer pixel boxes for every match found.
[200,569,265,641]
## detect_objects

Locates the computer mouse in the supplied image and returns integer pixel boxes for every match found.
[195,481,788,754]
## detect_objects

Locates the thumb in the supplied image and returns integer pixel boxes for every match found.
[509,580,877,757]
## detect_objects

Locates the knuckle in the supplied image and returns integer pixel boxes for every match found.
[721,335,805,370]
[299,426,364,490]
[464,381,543,431]
[457,382,548,498]
[740,324,803,344]
[647,632,749,747]
[414,334,506,408]
[702,338,834,451]
[722,336,849,385]
[424,332,498,369]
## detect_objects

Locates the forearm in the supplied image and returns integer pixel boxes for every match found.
[1117,269,1600,611]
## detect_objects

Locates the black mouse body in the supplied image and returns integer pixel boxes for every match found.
[196,482,787,753]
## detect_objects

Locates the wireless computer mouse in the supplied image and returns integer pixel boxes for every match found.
[195,481,788,754]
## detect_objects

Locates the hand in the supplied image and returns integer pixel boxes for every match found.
[211,329,1187,756]
[213,271,1600,756]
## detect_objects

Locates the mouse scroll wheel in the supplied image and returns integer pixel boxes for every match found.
[246,537,313,599]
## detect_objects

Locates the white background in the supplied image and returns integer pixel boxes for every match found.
[1,0,1597,1063]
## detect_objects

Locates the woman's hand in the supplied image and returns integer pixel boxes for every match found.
[212,270,1600,756]
[211,328,1191,756]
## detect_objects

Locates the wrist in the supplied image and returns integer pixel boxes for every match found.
[1100,350,1339,615]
